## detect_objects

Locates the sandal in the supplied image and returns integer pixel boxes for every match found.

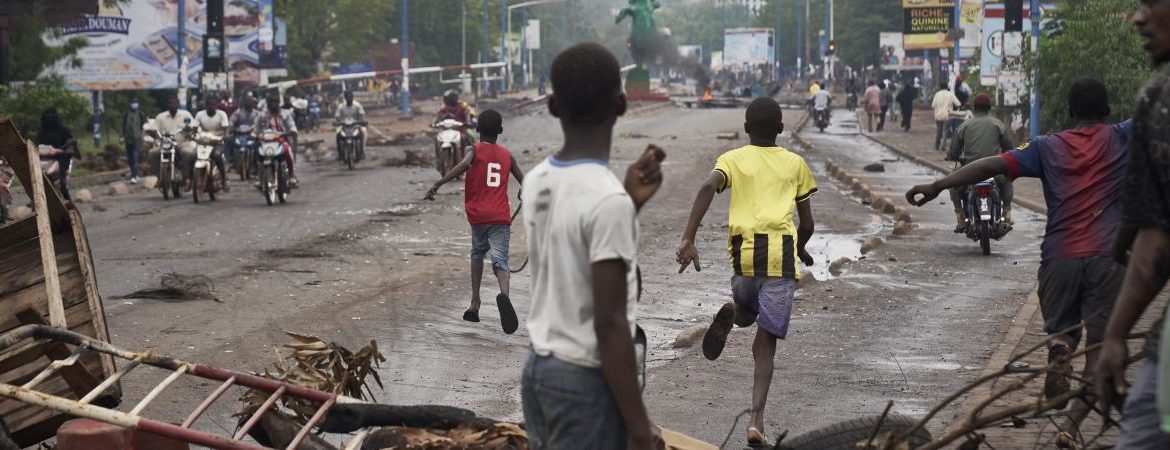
[462,309,480,323]
[702,302,735,361]
[747,427,768,447]
[497,293,519,335]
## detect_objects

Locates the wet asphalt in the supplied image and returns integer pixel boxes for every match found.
[67,105,1045,446]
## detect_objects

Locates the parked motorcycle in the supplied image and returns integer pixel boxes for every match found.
[155,133,184,200]
[432,118,466,176]
[257,130,290,206]
[191,130,225,204]
[814,107,831,132]
[335,118,367,171]
[232,124,257,181]
[962,179,1012,255]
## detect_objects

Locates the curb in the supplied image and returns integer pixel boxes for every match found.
[859,132,1048,215]
[941,287,1040,436]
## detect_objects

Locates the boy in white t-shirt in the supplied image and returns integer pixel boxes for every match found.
[520,43,666,450]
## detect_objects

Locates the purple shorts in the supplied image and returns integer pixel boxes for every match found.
[732,276,796,338]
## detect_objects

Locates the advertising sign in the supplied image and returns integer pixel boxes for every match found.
[723,28,774,68]
[45,0,262,91]
[959,0,983,58]
[525,19,541,50]
[979,3,1050,85]
[903,0,954,50]
[879,32,926,72]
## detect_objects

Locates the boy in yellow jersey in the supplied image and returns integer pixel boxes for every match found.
[676,97,817,446]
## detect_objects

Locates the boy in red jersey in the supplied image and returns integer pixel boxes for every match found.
[427,110,524,334]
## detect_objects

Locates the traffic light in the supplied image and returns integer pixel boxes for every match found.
[826,40,837,56]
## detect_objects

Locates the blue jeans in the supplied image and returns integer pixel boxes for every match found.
[126,139,141,179]
[1115,357,1170,449]
[521,352,628,450]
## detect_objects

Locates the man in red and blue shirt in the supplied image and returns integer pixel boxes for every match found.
[906,78,1132,436]
[427,110,525,335]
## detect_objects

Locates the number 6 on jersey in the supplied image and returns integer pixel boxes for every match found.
[487,162,502,187]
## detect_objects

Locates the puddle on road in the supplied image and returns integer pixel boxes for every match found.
[804,225,883,281]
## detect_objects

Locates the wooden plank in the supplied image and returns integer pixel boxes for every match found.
[0,269,87,335]
[0,232,79,298]
[0,343,102,391]
[0,314,96,380]
[0,354,107,417]
[0,216,36,250]
[27,140,65,328]
[9,408,70,448]
[67,209,119,392]
[15,309,101,396]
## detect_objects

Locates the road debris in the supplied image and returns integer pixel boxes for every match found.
[117,272,218,301]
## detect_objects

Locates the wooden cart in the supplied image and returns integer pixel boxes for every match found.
[0,118,119,446]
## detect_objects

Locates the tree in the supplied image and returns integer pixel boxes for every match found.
[1034,0,1149,132]
[275,0,337,78]
[0,77,91,137]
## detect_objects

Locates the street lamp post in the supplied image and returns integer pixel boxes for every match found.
[1029,0,1040,138]
[400,0,411,117]
[505,0,566,92]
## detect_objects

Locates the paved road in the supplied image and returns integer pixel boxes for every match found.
[71,105,1044,446]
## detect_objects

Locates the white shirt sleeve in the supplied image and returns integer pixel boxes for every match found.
[585,193,637,265]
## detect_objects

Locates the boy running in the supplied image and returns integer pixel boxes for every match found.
[426,110,523,334]
[521,43,666,450]
[676,97,817,446]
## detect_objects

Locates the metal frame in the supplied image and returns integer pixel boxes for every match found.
[0,325,365,450]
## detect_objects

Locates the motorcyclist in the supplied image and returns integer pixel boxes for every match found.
[193,96,232,192]
[230,97,262,172]
[34,107,79,201]
[334,91,367,161]
[811,83,832,125]
[944,93,1015,231]
[149,96,197,192]
[255,97,299,186]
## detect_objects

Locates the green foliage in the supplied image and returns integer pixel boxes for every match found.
[10,15,89,82]
[276,0,338,79]
[656,1,753,64]
[1035,0,1150,132]
[0,78,91,138]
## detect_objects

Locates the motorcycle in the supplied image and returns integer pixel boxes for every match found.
[191,130,225,204]
[232,124,257,181]
[155,133,184,200]
[257,130,291,206]
[962,179,1012,255]
[814,107,831,132]
[845,93,858,112]
[335,118,367,170]
[432,117,467,176]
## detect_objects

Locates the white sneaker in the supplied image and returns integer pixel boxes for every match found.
[129,177,140,185]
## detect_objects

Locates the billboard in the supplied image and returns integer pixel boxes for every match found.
[45,0,263,91]
[879,32,927,71]
[958,0,983,58]
[902,0,954,50]
[723,28,774,68]
[979,3,1051,85]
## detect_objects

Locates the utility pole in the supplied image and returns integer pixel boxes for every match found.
[952,0,961,84]
[400,0,411,117]
[774,1,781,81]
[1029,0,1040,137]
[823,0,830,81]
[177,0,187,109]
[521,8,528,87]
[500,0,508,93]
[795,0,802,80]
[483,0,489,93]
[804,0,810,80]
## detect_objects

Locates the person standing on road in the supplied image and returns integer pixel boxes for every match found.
[878,80,894,132]
[676,97,817,447]
[425,110,524,334]
[932,83,961,152]
[943,93,1015,230]
[121,100,147,184]
[907,78,1132,442]
[34,108,78,201]
[896,78,917,132]
[335,91,367,162]
[863,80,882,133]
[1095,2,1170,447]
[193,97,232,192]
[520,43,666,450]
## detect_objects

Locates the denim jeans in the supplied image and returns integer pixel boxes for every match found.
[126,139,141,179]
[521,352,628,450]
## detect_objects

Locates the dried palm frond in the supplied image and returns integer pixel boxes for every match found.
[237,332,386,425]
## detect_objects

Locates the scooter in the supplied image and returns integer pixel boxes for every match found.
[335,118,367,171]
[191,130,225,204]
[232,124,257,181]
[962,179,1012,255]
[433,118,466,176]
[155,133,184,200]
[814,107,831,132]
[257,130,291,207]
